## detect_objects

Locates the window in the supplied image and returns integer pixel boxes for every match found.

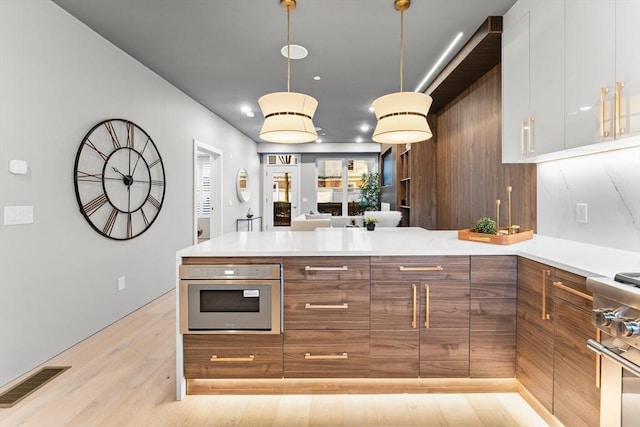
[316,158,374,216]
[381,148,393,187]
[195,155,211,217]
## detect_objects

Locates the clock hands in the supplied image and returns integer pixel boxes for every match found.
[112,167,134,186]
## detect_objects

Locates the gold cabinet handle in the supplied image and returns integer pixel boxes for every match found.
[411,283,417,329]
[616,81,625,135]
[399,266,443,272]
[424,283,430,328]
[521,119,528,155]
[541,269,551,321]
[600,87,610,138]
[305,303,348,309]
[552,281,593,301]
[305,266,348,271]
[304,352,348,360]
[210,355,255,362]
[527,117,535,153]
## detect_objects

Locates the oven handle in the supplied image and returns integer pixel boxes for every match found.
[587,339,640,377]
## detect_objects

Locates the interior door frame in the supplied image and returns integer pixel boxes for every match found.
[193,139,222,244]
[263,164,300,230]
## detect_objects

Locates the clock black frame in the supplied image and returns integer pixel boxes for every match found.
[73,118,166,240]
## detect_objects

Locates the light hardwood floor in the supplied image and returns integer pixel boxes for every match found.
[0,290,549,427]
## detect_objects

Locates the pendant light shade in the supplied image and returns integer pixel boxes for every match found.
[259,0,318,144]
[372,0,433,144]
[259,92,318,143]
[372,92,432,144]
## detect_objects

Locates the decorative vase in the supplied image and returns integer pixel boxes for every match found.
[366,223,376,231]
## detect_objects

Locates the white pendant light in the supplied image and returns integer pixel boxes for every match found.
[372,0,433,144]
[259,0,318,144]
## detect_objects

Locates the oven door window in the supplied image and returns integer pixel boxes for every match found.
[200,289,260,312]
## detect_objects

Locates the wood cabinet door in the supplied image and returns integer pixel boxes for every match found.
[470,255,517,378]
[516,257,554,411]
[553,274,600,427]
[419,280,470,378]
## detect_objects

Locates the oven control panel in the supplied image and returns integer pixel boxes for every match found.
[593,295,640,350]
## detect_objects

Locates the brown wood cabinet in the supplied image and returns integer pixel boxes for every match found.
[516,258,600,423]
[283,257,371,377]
[516,257,555,411]
[552,270,600,427]
[470,256,517,378]
[183,334,283,379]
[371,256,470,378]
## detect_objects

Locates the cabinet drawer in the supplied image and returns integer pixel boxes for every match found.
[284,257,370,281]
[183,334,283,379]
[284,280,369,329]
[553,269,592,312]
[470,330,516,378]
[420,328,469,362]
[371,256,470,281]
[370,330,419,378]
[284,330,369,378]
[470,256,517,284]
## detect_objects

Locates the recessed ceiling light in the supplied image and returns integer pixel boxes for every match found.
[281,44,308,60]
[240,105,252,113]
[356,137,363,143]
[315,126,322,131]
[579,106,593,111]
[368,106,375,113]
[360,124,370,132]
[315,138,322,143]
[313,76,321,81]
[246,111,255,118]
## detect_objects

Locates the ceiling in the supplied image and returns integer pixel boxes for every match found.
[51,0,516,145]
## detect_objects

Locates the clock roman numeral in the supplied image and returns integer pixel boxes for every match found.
[126,122,134,148]
[76,170,103,182]
[84,139,108,161]
[103,208,118,236]
[127,212,133,239]
[104,121,121,149]
[146,195,161,209]
[83,193,109,216]
[150,179,164,187]
[140,208,150,227]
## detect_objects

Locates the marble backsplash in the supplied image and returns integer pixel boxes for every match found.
[537,144,640,253]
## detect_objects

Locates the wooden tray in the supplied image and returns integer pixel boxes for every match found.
[457,228,533,245]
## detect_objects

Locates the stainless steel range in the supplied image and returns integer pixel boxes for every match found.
[587,273,640,427]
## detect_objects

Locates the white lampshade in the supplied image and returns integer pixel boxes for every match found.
[372,91,433,144]
[259,92,318,143]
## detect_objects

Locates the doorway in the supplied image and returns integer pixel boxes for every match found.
[193,140,222,244]
[264,165,299,230]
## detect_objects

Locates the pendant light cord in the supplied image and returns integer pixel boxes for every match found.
[287,5,291,93]
[399,8,404,92]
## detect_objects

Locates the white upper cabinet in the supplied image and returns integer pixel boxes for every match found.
[616,0,640,138]
[564,0,615,149]
[502,0,565,163]
[503,0,640,163]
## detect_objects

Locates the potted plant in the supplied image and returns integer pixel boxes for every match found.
[365,217,378,231]
[358,172,381,212]
[473,217,497,234]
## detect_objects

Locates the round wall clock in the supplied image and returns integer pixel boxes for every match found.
[73,118,166,240]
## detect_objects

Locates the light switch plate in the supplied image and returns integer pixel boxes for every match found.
[9,160,28,175]
[4,206,34,225]
[576,203,588,223]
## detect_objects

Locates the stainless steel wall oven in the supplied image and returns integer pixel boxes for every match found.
[179,264,282,334]
[587,274,640,427]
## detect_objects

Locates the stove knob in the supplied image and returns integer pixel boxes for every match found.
[593,309,617,327]
[614,318,640,338]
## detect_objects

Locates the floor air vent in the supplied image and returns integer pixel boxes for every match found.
[0,366,70,408]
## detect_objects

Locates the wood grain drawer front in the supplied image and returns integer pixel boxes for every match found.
[284,280,369,330]
[284,331,369,378]
[470,298,516,331]
[420,328,469,377]
[553,269,592,312]
[183,334,283,379]
[370,256,470,281]
[470,330,516,378]
[470,282,516,299]
[470,256,517,284]
[284,257,370,281]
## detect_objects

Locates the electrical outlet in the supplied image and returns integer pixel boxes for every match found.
[576,203,588,223]
[117,276,126,292]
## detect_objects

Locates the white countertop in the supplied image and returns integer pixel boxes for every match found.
[178,228,640,279]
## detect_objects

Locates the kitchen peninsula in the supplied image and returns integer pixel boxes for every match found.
[176,228,639,424]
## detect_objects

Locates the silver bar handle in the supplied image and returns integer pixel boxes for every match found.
[305,266,348,271]
[587,339,640,377]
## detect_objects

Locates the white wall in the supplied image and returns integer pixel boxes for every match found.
[0,0,260,386]
[537,143,640,252]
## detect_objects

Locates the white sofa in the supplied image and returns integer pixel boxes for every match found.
[290,214,331,231]
[364,211,402,227]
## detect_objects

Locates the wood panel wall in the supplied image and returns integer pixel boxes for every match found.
[395,64,536,231]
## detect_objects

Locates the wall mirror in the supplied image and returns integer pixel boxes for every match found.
[236,168,250,202]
